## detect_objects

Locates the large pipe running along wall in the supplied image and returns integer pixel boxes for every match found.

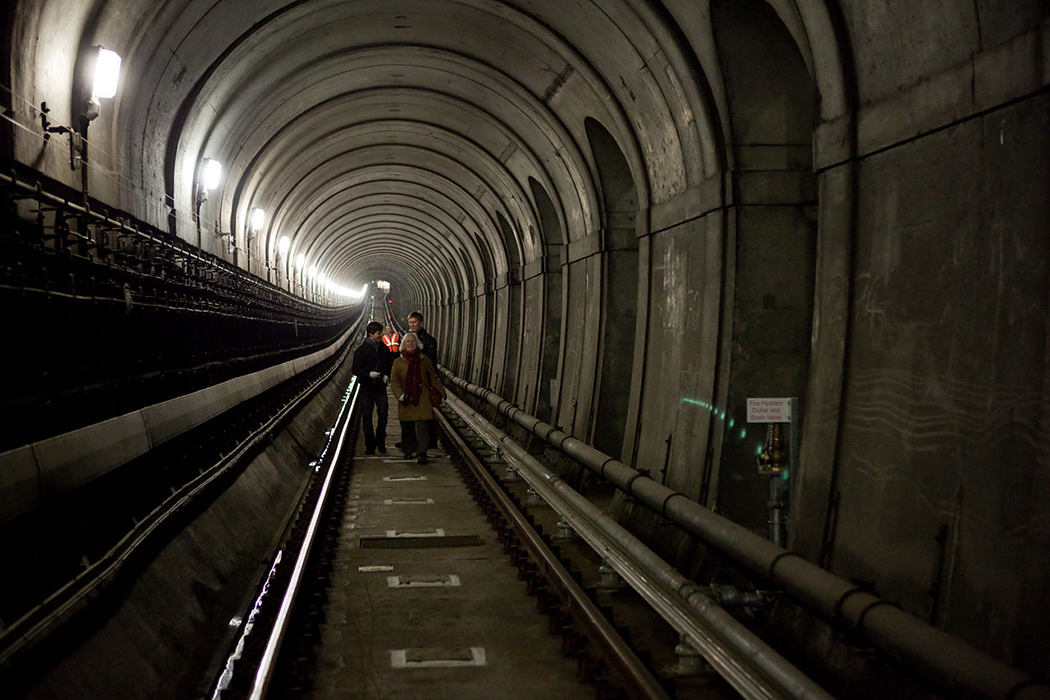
[440,370,1050,700]
[449,395,833,700]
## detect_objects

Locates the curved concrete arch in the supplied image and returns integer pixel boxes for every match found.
[169,42,610,250]
[301,123,536,262]
[273,150,514,270]
[228,90,574,270]
[262,158,493,256]
[248,87,577,239]
[287,195,479,299]
[100,0,689,224]
[223,112,543,284]
[326,234,461,297]
[274,168,501,288]
[322,206,478,288]
[195,51,601,244]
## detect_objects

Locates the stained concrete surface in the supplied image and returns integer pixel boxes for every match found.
[302,408,593,699]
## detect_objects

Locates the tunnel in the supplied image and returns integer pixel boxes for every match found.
[0,1,1048,698]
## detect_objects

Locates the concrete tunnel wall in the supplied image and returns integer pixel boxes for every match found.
[3,0,1048,680]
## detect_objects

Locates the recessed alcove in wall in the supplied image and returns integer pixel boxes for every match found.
[585,117,639,461]
[708,0,818,534]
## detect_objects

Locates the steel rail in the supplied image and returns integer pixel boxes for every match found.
[247,375,360,700]
[435,402,673,700]
[446,394,830,700]
[441,370,1050,700]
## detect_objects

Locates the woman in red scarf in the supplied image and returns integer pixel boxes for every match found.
[390,332,446,463]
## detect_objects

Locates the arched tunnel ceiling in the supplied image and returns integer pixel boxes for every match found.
[98,0,716,300]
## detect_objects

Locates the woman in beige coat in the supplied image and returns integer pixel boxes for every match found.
[390,332,446,463]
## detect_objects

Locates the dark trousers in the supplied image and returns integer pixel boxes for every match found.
[360,389,388,450]
[400,420,431,456]
[428,419,438,449]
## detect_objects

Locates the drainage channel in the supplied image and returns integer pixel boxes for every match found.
[0,335,357,691]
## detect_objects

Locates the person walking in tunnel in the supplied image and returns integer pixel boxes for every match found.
[407,311,440,451]
[390,332,446,464]
[382,324,400,356]
[407,311,437,365]
[351,321,392,455]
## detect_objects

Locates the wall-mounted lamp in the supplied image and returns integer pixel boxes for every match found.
[85,47,122,122]
[296,253,306,270]
[197,158,222,204]
[202,158,222,191]
[40,45,122,175]
[273,234,291,287]
[250,207,265,233]
[93,49,122,98]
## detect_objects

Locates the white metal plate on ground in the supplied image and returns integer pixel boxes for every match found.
[386,574,461,588]
[383,498,435,505]
[385,528,445,538]
[383,475,428,482]
[389,647,486,668]
[358,565,395,572]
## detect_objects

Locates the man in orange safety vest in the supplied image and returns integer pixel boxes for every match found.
[382,325,400,356]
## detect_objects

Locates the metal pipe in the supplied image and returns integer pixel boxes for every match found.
[436,405,671,700]
[249,376,361,700]
[449,395,830,700]
[440,370,1050,700]
[768,477,786,548]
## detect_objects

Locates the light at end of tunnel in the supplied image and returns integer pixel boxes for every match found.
[92,47,122,99]
[296,253,306,269]
[324,282,368,299]
[278,235,290,255]
[782,470,790,481]
[201,158,222,191]
[250,207,265,232]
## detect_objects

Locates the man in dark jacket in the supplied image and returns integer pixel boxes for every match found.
[351,321,392,454]
[407,311,439,449]
[407,311,438,365]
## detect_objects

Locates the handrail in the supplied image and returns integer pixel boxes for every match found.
[248,375,360,700]
[440,369,1050,700]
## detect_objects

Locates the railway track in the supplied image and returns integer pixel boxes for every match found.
[1,308,830,699]
[212,372,830,699]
